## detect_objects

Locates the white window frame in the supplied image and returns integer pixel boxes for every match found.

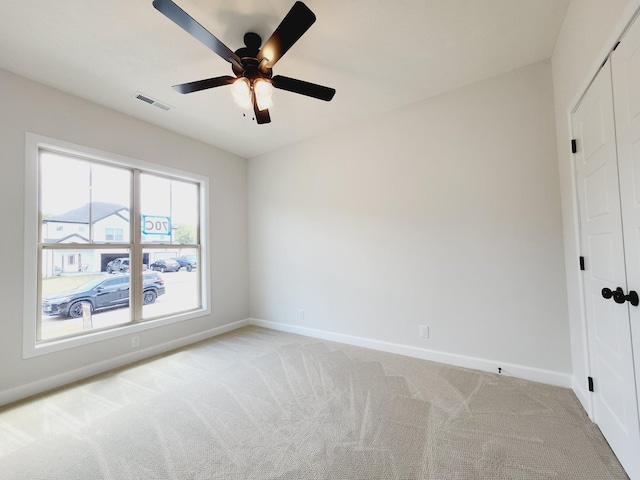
[23,133,211,358]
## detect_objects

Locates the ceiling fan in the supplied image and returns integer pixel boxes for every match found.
[152,0,336,124]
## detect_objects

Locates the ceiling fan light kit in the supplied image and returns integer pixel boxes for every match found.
[152,0,336,124]
[253,79,274,111]
[230,78,252,110]
[230,77,272,112]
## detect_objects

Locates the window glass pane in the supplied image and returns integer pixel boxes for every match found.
[90,162,130,244]
[40,152,131,245]
[141,174,172,243]
[142,248,200,319]
[40,248,131,341]
[40,152,90,241]
[172,181,199,245]
[140,174,198,244]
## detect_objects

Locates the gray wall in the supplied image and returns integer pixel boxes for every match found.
[0,68,249,403]
[248,60,571,378]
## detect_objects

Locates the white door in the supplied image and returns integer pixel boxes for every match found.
[613,12,640,425]
[573,58,640,478]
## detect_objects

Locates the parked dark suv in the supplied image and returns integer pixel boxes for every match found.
[174,255,197,272]
[149,258,181,273]
[106,257,129,273]
[42,273,165,318]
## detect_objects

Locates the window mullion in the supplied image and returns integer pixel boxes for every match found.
[131,169,143,322]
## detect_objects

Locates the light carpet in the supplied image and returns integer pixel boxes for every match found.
[0,326,629,479]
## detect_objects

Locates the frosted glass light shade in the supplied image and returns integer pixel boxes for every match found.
[254,78,273,111]
[231,78,252,110]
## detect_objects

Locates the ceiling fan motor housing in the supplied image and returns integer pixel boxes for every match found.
[153,0,335,125]
[232,35,273,81]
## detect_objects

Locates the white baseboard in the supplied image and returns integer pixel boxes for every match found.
[249,318,572,388]
[0,319,250,407]
[1,317,575,407]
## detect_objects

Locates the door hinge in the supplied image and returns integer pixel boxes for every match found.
[613,41,621,51]
[579,256,585,271]
[588,376,594,392]
[571,139,577,154]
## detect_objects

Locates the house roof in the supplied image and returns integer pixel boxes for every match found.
[43,202,128,224]
[43,233,90,244]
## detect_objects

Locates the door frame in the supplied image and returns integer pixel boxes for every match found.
[567,4,640,419]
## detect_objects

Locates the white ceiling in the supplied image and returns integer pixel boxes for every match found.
[0,0,569,158]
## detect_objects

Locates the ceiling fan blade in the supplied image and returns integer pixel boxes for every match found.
[172,76,236,94]
[272,75,336,101]
[153,0,241,65]
[257,2,316,70]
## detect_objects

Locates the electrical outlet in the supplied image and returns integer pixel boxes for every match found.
[419,325,429,338]
[298,309,304,320]
[131,336,140,348]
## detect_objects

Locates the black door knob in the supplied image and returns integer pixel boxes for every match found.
[628,290,639,307]
[612,287,626,304]
[601,287,639,307]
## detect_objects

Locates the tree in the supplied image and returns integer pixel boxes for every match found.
[173,224,196,244]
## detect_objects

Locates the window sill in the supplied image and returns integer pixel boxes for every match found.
[23,307,210,359]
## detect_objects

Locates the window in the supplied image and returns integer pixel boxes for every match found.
[24,134,209,356]
[105,228,124,241]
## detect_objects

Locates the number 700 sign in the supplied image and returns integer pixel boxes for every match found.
[142,215,171,235]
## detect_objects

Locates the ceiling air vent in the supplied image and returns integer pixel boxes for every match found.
[134,92,172,111]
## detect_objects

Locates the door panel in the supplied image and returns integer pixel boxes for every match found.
[587,234,615,281]
[598,358,625,427]
[574,57,640,479]
[592,296,624,354]
[612,16,640,479]
[584,165,612,218]
[580,92,608,162]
